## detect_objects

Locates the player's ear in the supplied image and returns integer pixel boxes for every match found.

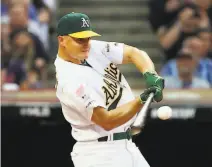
[58,36,65,47]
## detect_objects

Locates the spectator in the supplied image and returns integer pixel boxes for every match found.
[1,0,54,90]
[184,28,211,57]
[8,4,40,40]
[1,0,38,21]
[8,3,50,50]
[1,17,13,89]
[161,36,212,86]
[1,17,11,69]
[32,0,57,38]
[196,27,212,59]
[20,70,43,90]
[148,0,211,60]
[31,0,52,50]
[148,0,181,33]
[37,6,51,50]
[3,29,48,87]
[164,48,210,88]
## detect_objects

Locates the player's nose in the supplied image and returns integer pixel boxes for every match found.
[82,39,91,48]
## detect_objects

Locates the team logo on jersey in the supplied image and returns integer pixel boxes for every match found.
[102,63,123,110]
[81,18,90,28]
[102,42,120,56]
[76,84,96,109]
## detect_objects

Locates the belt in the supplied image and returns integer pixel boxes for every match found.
[98,129,132,142]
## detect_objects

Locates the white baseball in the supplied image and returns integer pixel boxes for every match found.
[157,106,172,120]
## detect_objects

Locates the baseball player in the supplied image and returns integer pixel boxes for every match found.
[55,12,164,167]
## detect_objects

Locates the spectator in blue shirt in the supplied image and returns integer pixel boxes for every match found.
[161,35,212,86]
[164,48,210,89]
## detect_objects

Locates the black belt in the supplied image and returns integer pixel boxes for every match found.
[98,129,132,142]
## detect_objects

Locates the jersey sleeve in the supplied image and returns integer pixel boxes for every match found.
[57,82,106,121]
[92,40,124,64]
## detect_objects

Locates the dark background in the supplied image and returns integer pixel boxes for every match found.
[2,105,212,167]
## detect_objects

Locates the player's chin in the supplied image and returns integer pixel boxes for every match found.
[81,51,89,59]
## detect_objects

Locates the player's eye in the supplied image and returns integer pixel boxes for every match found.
[73,37,90,44]
[78,39,85,43]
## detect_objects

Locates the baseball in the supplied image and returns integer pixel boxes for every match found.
[157,106,172,120]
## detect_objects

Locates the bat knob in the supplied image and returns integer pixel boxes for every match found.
[131,126,142,136]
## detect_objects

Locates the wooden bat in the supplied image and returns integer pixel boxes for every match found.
[131,93,154,135]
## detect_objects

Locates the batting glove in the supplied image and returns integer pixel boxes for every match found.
[143,71,165,102]
[139,87,157,104]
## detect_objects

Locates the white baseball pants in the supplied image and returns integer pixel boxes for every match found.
[71,139,150,167]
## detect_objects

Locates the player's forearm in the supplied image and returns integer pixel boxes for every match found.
[129,47,155,74]
[92,88,157,131]
[105,97,143,130]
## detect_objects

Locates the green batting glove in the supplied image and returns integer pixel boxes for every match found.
[139,87,157,103]
[143,71,165,102]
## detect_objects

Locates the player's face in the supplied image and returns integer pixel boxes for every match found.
[63,36,91,60]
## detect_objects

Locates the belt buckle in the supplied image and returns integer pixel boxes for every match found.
[107,133,113,141]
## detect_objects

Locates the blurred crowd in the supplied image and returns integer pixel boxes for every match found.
[1,0,57,91]
[1,0,211,91]
[149,0,212,89]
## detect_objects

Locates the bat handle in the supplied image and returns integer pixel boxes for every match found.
[131,92,154,129]
[141,92,154,110]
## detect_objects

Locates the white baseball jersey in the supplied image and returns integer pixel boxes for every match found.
[55,40,137,141]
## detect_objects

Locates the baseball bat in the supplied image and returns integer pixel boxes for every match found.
[131,92,154,135]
